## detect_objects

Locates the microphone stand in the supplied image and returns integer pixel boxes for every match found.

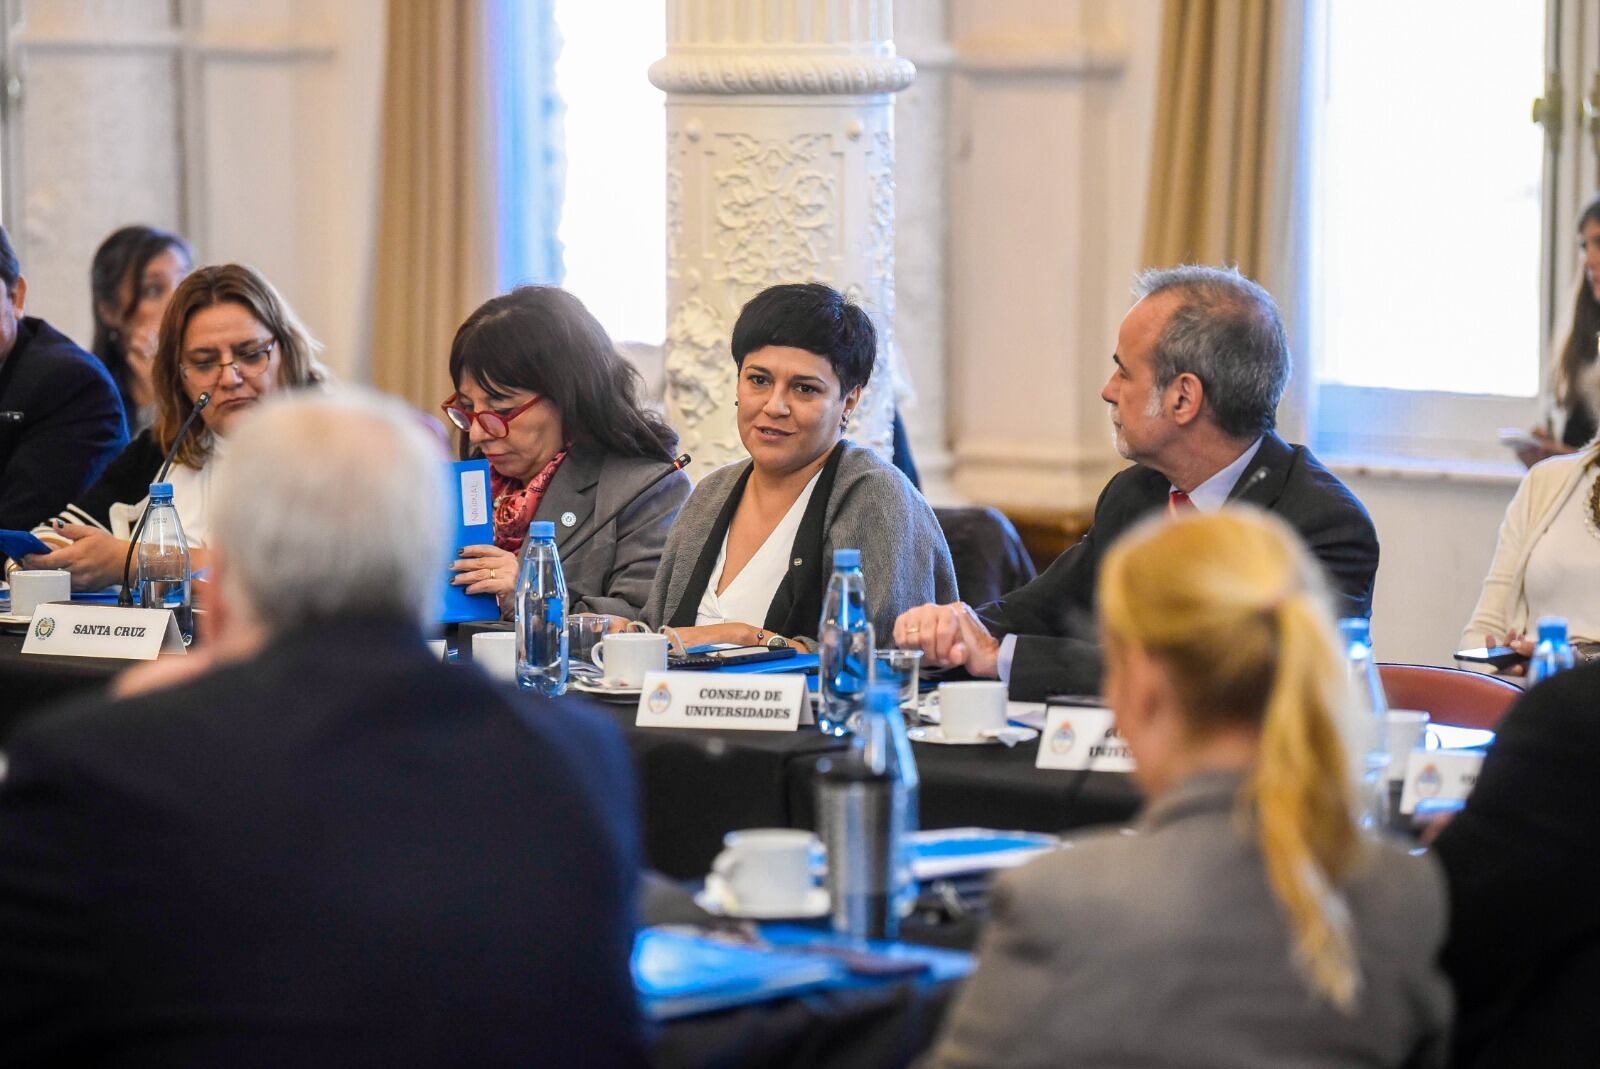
[117,393,211,607]
[556,453,690,562]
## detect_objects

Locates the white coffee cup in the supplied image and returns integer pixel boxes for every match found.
[10,569,71,619]
[471,631,517,683]
[938,680,1009,740]
[592,632,669,687]
[1385,709,1431,780]
[711,828,817,913]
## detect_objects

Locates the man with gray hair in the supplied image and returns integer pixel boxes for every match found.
[0,388,648,1066]
[896,265,1378,700]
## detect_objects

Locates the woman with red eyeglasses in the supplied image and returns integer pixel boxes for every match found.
[443,286,689,618]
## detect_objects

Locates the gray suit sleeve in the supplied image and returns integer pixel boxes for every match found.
[829,468,958,640]
[572,469,690,619]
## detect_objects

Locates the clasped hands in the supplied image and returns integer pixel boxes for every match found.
[893,601,1001,679]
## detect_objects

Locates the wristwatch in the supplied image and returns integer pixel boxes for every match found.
[754,629,788,649]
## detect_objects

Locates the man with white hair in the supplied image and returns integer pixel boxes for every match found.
[895,266,1379,701]
[0,388,649,1067]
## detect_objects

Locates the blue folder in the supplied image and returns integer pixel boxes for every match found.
[441,459,502,625]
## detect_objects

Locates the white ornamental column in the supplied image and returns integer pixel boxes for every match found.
[651,0,916,479]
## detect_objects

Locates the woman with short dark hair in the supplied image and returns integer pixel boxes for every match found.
[641,282,956,648]
[89,225,192,431]
[444,286,689,618]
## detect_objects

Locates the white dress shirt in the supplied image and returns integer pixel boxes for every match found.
[695,469,822,628]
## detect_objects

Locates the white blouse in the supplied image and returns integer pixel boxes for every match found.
[695,470,822,628]
[1520,464,1600,644]
[108,436,225,549]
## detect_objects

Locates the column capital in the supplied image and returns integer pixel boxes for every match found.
[648,52,914,96]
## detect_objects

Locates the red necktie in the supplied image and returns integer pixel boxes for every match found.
[1168,490,1196,515]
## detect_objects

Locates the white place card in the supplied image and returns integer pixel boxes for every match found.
[635,671,805,732]
[1398,749,1484,815]
[1035,706,1137,772]
[21,603,186,660]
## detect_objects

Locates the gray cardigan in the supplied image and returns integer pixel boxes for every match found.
[531,443,690,618]
[641,441,957,640]
[925,771,1452,1069]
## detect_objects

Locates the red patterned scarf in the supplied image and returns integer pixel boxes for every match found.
[490,450,568,554]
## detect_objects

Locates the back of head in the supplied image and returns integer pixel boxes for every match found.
[152,263,324,467]
[731,283,876,395]
[1098,507,1361,1010]
[0,224,20,296]
[448,285,674,461]
[211,386,449,634]
[1133,265,1290,440]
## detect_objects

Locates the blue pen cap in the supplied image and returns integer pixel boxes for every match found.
[528,520,556,539]
[832,548,861,569]
[148,482,174,502]
[1536,616,1569,642]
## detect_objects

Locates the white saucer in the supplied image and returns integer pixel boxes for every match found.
[571,678,644,702]
[908,725,1040,747]
[694,875,830,920]
[0,612,33,632]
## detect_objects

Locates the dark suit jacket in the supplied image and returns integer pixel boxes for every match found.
[981,433,1379,699]
[534,442,689,618]
[0,618,649,1068]
[1433,663,1600,1068]
[0,316,127,542]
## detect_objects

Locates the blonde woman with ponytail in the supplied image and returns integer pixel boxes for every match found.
[925,508,1451,1069]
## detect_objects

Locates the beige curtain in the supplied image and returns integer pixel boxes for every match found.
[1142,0,1299,279]
[370,0,496,414]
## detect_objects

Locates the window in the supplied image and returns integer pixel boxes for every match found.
[550,0,666,344]
[1307,0,1552,463]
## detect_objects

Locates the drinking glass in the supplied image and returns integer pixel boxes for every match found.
[873,648,923,717]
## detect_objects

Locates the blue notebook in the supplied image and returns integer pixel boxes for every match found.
[441,459,502,625]
[633,928,841,1021]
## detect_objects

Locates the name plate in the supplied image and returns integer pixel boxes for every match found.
[1398,749,1484,815]
[21,603,186,660]
[1035,706,1137,772]
[635,671,805,732]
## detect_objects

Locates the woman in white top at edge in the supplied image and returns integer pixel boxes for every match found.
[1461,386,1600,675]
[17,264,324,589]
[640,282,956,649]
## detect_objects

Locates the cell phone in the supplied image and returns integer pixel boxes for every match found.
[670,645,798,669]
[1453,646,1526,669]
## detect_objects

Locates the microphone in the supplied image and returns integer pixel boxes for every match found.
[118,393,212,606]
[556,453,690,562]
[1229,464,1270,502]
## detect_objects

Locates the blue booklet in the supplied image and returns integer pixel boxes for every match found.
[632,928,842,1021]
[441,459,502,625]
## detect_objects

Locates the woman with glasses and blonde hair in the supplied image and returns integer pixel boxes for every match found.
[925,508,1450,1069]
[16,264,324,589]
[444,286,689,618]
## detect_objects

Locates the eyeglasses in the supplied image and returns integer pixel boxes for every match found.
[440,393,541,439]
[180,339,277,387]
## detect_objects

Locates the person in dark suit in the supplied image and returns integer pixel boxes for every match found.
[895,265,1378,700]
[0,388,649,1067]
[0,223,127,544]
[1432,663,1600,1067]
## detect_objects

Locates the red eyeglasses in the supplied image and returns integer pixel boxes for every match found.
[440,393,541,439]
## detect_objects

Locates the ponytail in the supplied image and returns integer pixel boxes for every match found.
[1248,594,1361,1010]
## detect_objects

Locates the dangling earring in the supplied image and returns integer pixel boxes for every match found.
[840,413,850,429]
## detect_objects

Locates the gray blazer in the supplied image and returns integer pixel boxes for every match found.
[925,771,1452,1069]
[641,441,957,639]
[532,443,689,618]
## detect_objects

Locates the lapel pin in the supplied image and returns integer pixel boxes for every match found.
[561,511,578,528]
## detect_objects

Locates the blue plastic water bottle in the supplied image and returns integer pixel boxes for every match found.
[136,482,193,645]
[818,548,873,736]
[1528,616,1576,685]
[514,520,568,696]
[1337,617,1389,830]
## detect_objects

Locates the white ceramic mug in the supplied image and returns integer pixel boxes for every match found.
[592,632,669,687]
[711,829,817,912]
[10,569,71,619]
[1385,709,1431,781]
[938,680,1009,740]
[471,631,518,683]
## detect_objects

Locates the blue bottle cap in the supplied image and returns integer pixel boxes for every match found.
[528,520,556,539]
[1536,616,1568,641]
[1338,617,1370,641]
[865,681,900,713]
[833,548,861,569]
[148,482,174,499]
